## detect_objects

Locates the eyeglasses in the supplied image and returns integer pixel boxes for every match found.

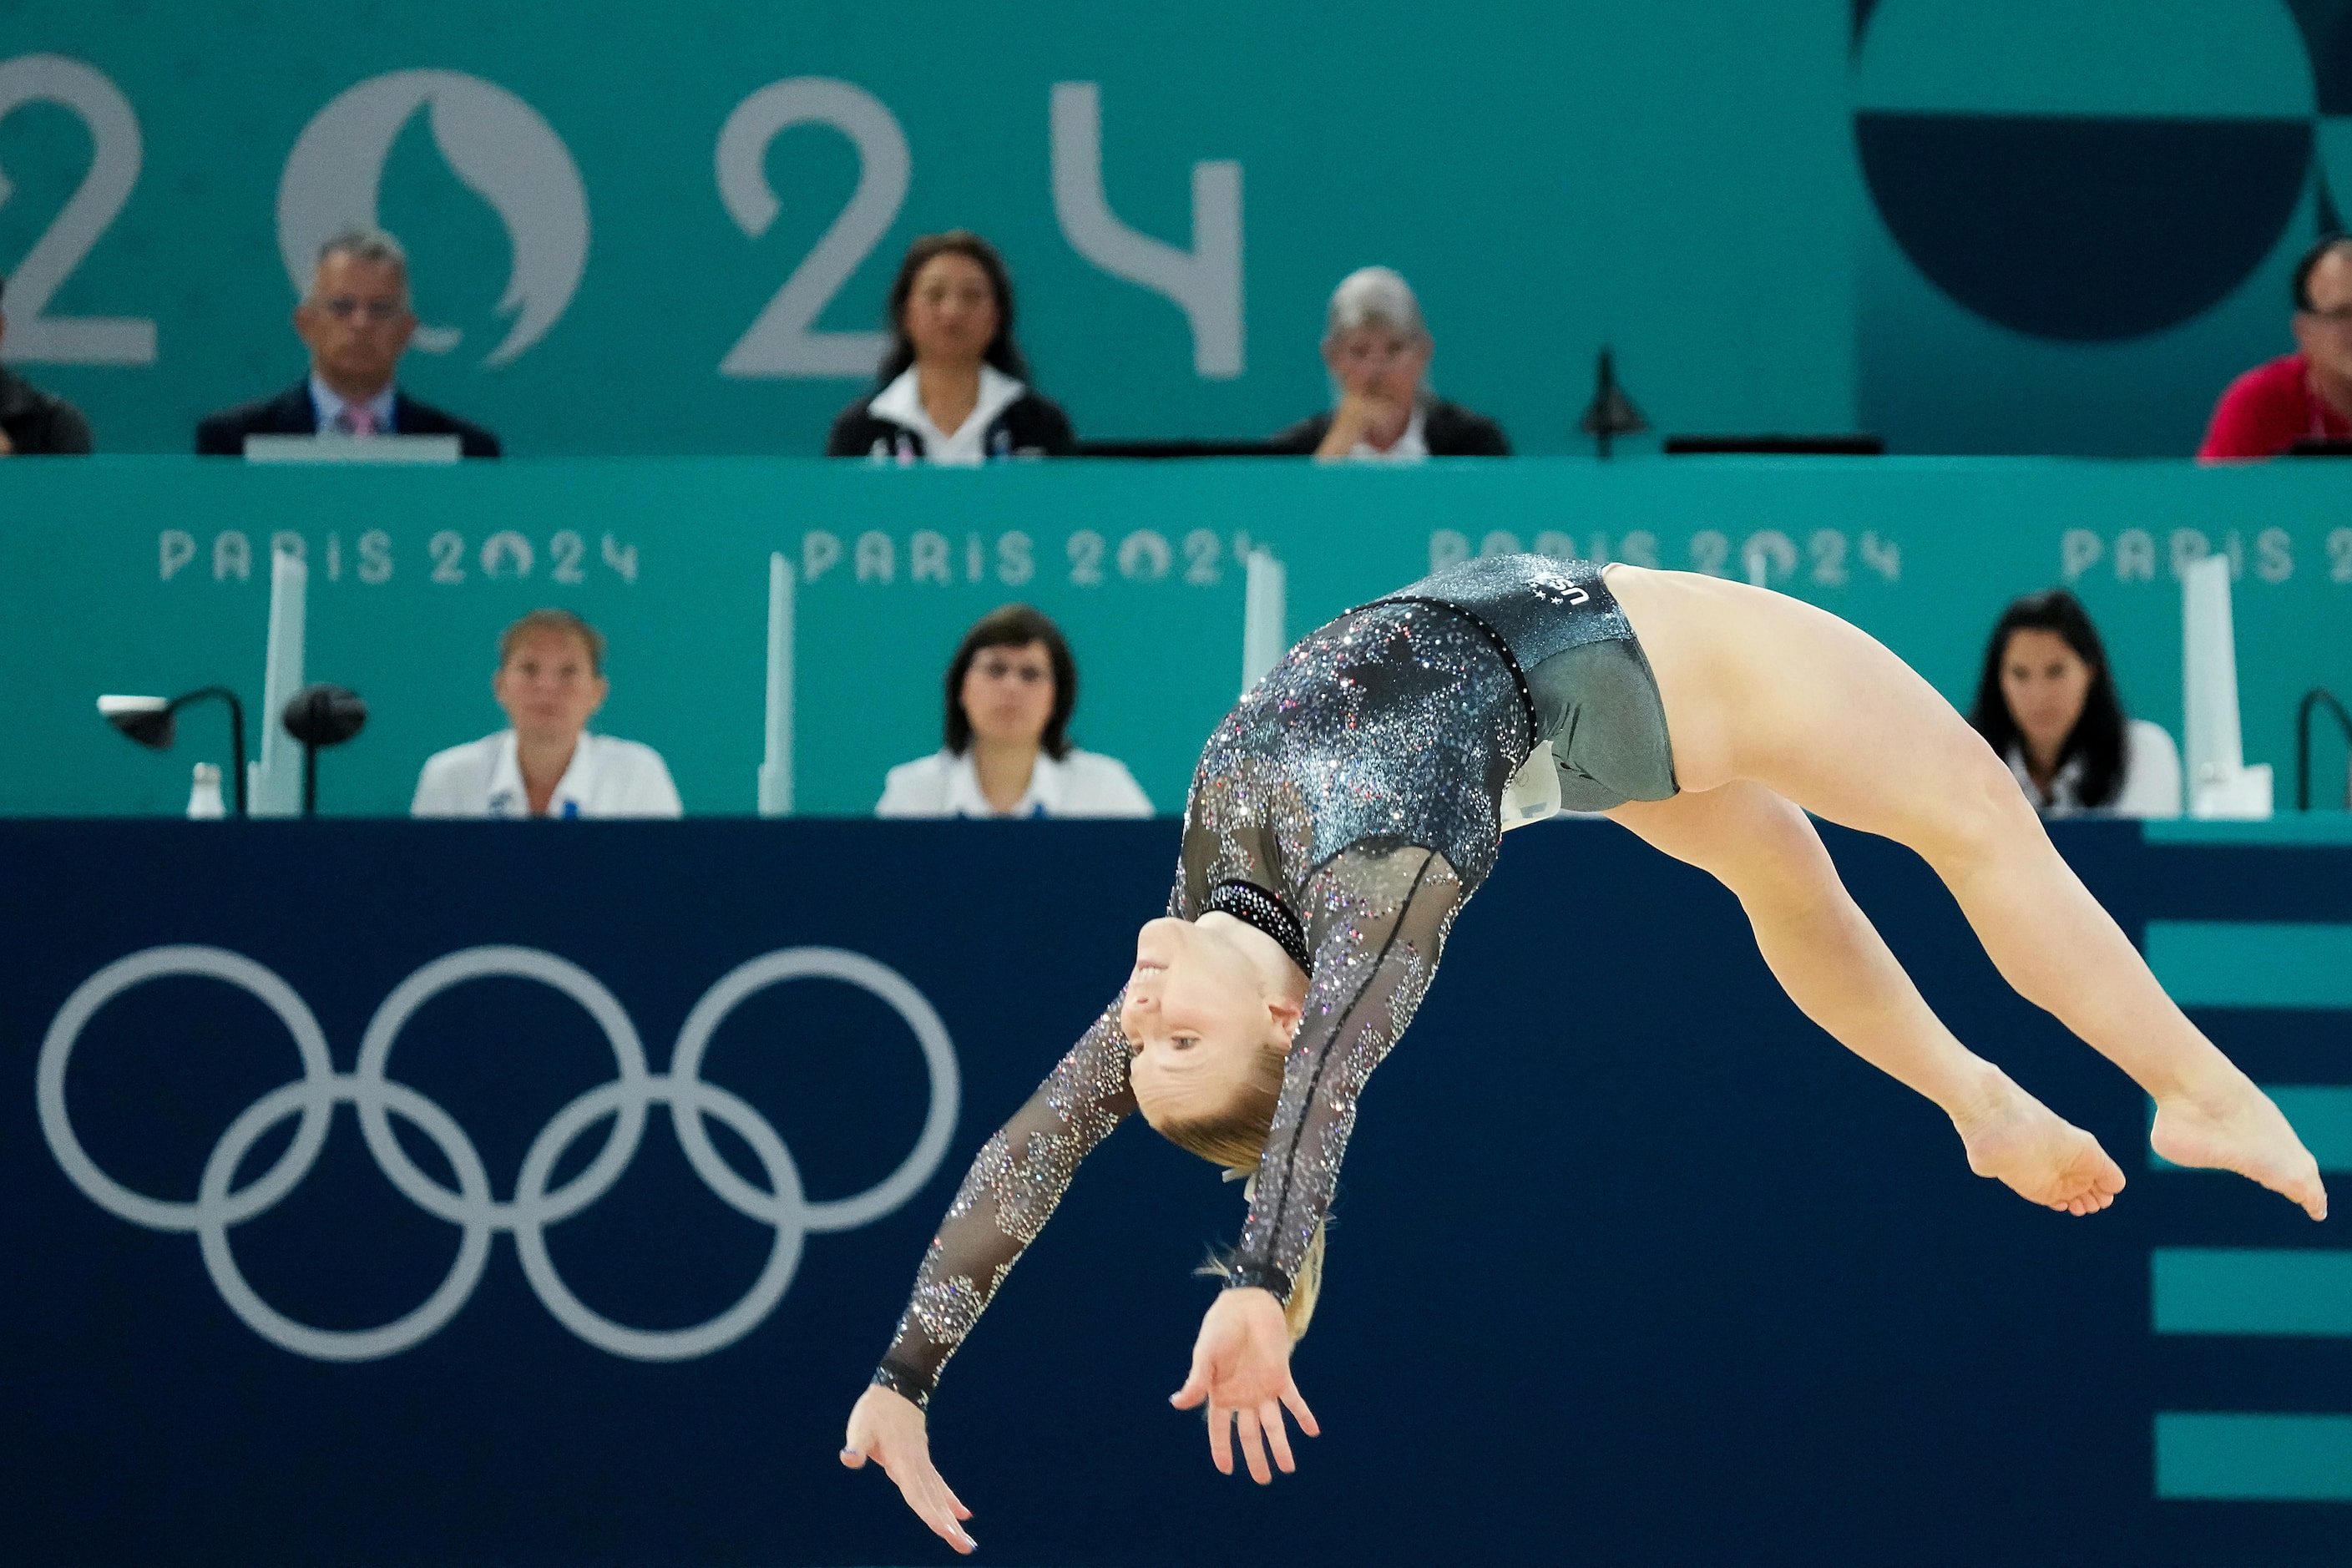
[313,296,409,324]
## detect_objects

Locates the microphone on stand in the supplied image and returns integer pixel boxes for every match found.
[281,684,368,817]
[1579,346,1648,460]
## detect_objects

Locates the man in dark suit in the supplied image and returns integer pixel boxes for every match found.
[196,226,500,458]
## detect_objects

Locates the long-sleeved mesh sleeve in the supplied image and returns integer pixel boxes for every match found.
[1225,847,1467,1299]
[872,999,1136,1408]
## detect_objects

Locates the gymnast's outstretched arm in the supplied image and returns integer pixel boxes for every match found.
[844,998,1136,1553]
[1171,845,1469,1482]
[1224,847,1466,1299]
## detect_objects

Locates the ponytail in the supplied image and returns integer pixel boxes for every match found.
[1283,1216,1325,1339]
[1196,1189,1325,1341]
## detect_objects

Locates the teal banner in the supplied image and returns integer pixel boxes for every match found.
[1851,0,2349,454]
[14,1,2349,458]
[3,457,2348,817]
[0,3,1854,458]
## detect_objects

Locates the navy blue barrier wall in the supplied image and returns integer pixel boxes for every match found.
[3,818,2347,1565]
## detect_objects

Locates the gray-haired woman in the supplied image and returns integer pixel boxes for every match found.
[1269,266,1510,460]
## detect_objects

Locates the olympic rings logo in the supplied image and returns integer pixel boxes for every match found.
[37,944,959,1364]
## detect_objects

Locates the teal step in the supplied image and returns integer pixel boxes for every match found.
[2146,922,2352,1009]
[2155,1413,2352,1500]
[2153,1249,2352,1335]
[2145,817,2352,847]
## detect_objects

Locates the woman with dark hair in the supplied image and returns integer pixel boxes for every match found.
[1968,589,2180,818]
[876,604,1150,817]
[826,231,1077,463]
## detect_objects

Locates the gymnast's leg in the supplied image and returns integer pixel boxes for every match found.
[1610,781,2125,1212]
[1607,564,2326,1220]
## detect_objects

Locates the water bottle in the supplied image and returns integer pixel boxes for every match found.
[186,761,225,820]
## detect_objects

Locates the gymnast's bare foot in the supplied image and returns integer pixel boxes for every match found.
[2152,1072,2329,1221]
[1951,1072,2128,1216]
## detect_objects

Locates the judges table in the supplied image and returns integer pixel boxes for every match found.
[4,816,2348,1566]
[2,456,2349,818]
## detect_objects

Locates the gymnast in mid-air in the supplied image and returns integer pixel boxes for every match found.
[840,553,2327,1553]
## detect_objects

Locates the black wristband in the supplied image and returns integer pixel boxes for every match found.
[870,1363,933,1410]
[1220,1261,1293,1302]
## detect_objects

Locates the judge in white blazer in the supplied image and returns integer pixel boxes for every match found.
[1969,589,2182,820]
[878,604,1151,819]
[412,609,681,819]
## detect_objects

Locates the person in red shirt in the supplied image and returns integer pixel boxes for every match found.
[2199,235,2352,458]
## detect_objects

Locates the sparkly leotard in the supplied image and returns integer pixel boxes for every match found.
[872,555,1672,1408]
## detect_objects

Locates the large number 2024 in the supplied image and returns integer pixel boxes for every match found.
[0,58,1239,378]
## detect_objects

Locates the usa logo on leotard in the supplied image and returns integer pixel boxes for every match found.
[1525,566,1591,607]
[37,944,959,1363]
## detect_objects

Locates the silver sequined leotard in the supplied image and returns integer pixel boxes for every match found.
[872,555,1671,1408]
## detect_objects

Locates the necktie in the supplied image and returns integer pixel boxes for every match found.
[336,405,379,437]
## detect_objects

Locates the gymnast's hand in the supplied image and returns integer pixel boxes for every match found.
[842,1383,975,1554]
[1170,1286,1320,1483]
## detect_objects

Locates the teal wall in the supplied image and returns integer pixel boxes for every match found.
[1851,0,2350,453]
[3,457,2347,817]
[14,1,2352,457]
[18,1,2352,458]
[0,2,1856,458]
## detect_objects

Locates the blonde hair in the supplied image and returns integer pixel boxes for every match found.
[1150,1045,1327,1341]
[499,608,605,675]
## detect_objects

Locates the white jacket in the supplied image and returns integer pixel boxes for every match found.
[2006,718,2182,819]
[876,748,1152,818]
[412,731,682,818]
